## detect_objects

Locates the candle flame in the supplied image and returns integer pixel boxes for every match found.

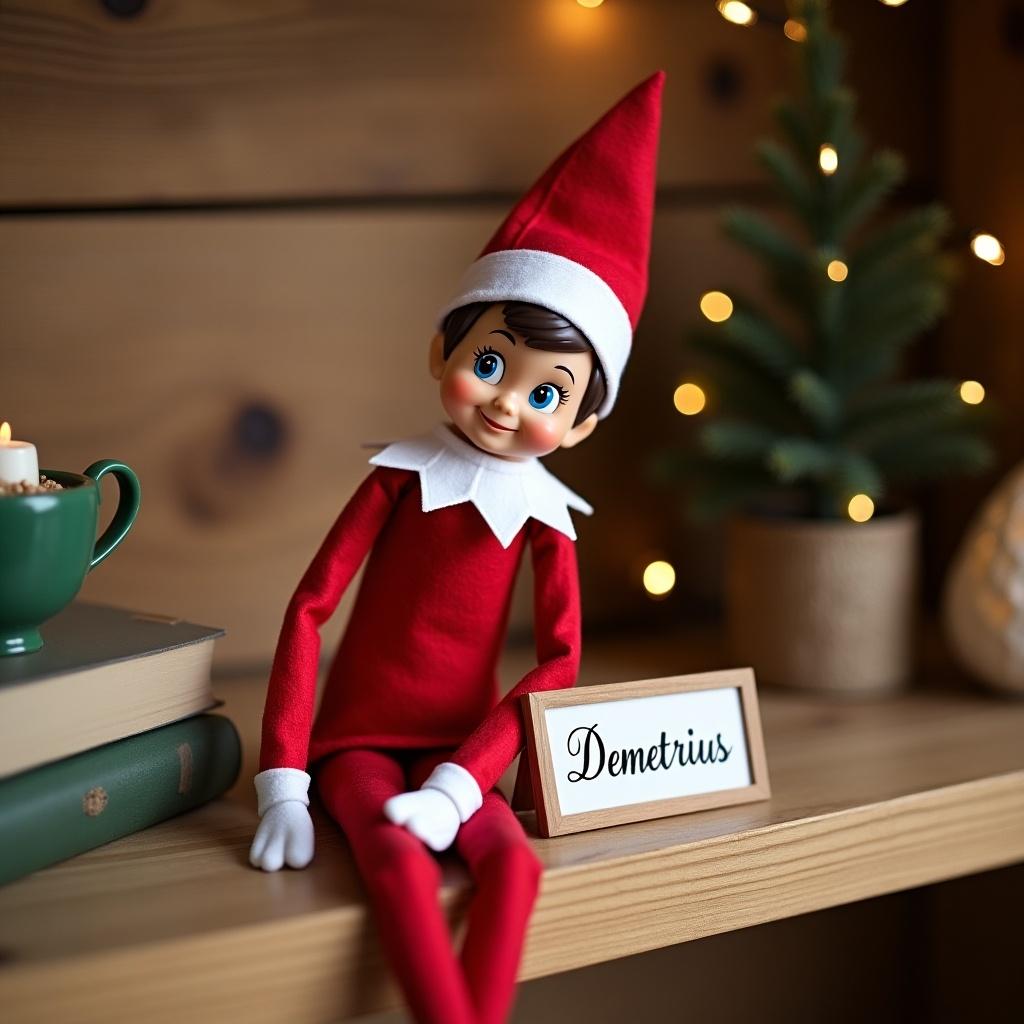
[0,422,10,444]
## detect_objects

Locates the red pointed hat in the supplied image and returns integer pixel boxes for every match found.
[437,71,665,418]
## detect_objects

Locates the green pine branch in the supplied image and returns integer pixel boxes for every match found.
[718,305,803,376]
[790,369,841,430]
[845,251,949,311]
[830,451,884,500]
[871,433,994,482]
[688,330,804,432]
[701,420,780,462]
[852,206,950,276]
[722,208,805,273]
[838,285,949,389]
[775,99,815,166]
[821,90,856,159]
[800,0,845,98]
[757,141,815,226]
[766,437,834,483]
[843,380,978,447]
[832,151,905,238]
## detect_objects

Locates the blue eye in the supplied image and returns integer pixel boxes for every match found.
[473,348,505,385]
[529,383,563,414]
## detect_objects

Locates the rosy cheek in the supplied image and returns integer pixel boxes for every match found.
[521,416,561,453]
[444,371,480,407]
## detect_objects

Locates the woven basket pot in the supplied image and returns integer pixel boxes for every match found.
[726,511,919,695]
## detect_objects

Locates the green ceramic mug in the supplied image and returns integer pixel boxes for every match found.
[0,460,141,656]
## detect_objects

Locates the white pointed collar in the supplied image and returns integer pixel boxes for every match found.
[368,424,593,548]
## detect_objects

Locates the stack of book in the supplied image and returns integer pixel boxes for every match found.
[0,603,240,886]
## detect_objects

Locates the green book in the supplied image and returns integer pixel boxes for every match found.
[0,714,241,886]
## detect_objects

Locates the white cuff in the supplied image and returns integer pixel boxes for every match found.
[422,762,483,823]
[254,767,311,817]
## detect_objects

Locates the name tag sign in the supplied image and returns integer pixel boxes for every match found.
[522,669,770,837]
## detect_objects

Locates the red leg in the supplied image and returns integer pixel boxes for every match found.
[408,749,543,1024]
[317,748,477,1024]
[454,791,544,1024]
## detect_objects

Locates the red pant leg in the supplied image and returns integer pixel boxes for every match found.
[409,750,543,1024]
[456,793,543,1024]
[316,748,476,1024]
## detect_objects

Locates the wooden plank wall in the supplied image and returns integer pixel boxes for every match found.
[1,0,944,665]
[932,0,1024,591]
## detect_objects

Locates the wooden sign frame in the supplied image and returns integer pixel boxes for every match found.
[521,668,771,837]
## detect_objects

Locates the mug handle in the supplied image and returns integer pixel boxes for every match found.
[83,460,142,570]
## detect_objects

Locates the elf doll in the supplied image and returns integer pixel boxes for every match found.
[249,72,664,1024]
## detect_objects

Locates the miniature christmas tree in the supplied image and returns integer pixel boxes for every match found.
[680,0,991,520]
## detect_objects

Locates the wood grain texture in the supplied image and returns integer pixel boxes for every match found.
[0,0,938,206]
[0,634,1022,1022]
[0,206,746,664]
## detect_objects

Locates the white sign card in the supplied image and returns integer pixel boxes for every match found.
[522,669,770,837]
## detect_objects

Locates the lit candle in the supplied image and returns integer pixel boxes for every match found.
[0,422,40,486]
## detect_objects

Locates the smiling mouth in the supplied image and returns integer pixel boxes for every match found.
[478,409,517,432]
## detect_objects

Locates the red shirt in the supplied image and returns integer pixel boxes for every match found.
[259,466,581,795]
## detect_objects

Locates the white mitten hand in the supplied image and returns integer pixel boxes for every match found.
[250,767,315,871]
[384,787,461,851]
[383,762,483,852]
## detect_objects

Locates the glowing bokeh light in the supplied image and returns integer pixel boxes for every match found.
[848,494,875,523]
[716,1,757,27]
[783,18,808,41]
[643,560,677,597]
[819,144,839,175]
[673,383,707,416]
[959,380,985,405]
[970,233,1005,266]
[700,290,734,323]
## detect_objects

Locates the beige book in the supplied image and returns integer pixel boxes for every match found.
[0,603,223,778]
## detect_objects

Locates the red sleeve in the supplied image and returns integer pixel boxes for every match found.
[449,520,582,794]
[258,466,408,771]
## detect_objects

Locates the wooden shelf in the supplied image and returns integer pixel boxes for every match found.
[2,634,1023,1023]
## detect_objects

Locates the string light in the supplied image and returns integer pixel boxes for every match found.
[959,380,985,405]
[716,1,757,27]
[970,233,1005,266]
[819,144,839,175]
[826,259,849,282]
[699,290,734,323]
[643,560,676,597]
[674,383,707,415]
[783,18,807,41]
[847,494,875,523]
[576,0,605,7]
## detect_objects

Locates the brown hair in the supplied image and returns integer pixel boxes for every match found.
[441,301,606,425]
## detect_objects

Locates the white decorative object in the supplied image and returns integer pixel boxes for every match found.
[0,421,39,486]
[943,462,1024,694]
[522,669,771,837]
[370,423,592,548]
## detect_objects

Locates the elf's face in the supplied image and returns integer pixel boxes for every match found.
[429,304,599,460]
